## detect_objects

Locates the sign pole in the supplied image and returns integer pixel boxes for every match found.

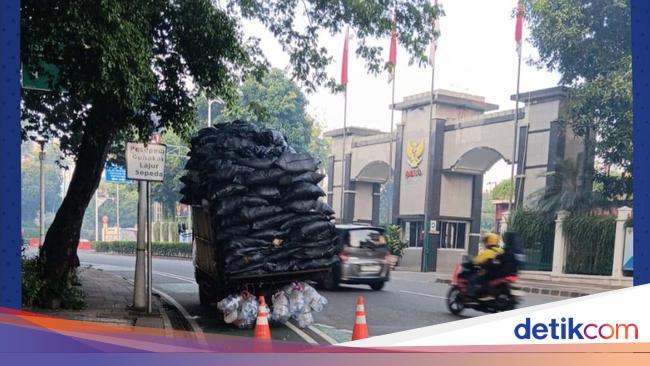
[126,142,167,313]
[147,181,153,314]
[133,180,147,311]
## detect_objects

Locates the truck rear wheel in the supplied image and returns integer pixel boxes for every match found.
[199,284,216,307]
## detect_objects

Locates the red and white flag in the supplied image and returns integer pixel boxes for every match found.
[387,18,397,83]
[429,0,440,66]
[515,0,524,55]
[341,27,349,86]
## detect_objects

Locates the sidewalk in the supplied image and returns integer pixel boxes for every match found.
[392,269,631,298]
[31,266,172,330]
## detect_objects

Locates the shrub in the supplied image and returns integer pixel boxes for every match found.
[385,225,408,257]
[22,255,44,308]
[22,247,85,310]
[563,214,616,275]
[92,241,192,258]
[507,209,555,271]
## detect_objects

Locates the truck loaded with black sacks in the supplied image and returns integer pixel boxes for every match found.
[179,120,339,306]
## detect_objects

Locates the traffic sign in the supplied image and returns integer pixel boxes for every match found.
[105,164,128,183]
[126,142,167,182]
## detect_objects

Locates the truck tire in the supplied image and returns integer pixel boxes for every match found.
[199,283,216,307]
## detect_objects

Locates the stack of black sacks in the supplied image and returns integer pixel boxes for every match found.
[180,120,339,277]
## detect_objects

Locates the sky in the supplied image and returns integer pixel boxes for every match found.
[240,0,562,189]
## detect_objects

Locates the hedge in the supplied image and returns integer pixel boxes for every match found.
[507,209,555,271]
[92,241,192,258]
[563,214,616,276]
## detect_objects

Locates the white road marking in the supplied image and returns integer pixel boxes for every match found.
[285,321,318,345]
[399,290,447,300]
[307,325,339,345]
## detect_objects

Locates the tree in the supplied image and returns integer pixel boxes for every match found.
[21,0,439,300]
[490,179,512,201]
[525,0,632,199]
[151,131,187,219]
[531,159,606,214]
[212,69,327,154]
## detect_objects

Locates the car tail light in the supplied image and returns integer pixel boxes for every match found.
[339,249,349,263]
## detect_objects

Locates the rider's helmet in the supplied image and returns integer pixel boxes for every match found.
[481,232,500,248]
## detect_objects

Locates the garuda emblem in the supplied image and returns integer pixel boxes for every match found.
[406,141,424,169]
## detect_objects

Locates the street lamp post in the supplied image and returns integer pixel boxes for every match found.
[37,139,46,247]
[207,98,224,127]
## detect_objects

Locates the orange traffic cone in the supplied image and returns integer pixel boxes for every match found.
[254,296,272,340]
[351,295,369,340]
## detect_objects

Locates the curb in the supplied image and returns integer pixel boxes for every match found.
[434,278,589,298]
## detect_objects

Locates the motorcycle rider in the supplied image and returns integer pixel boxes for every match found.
[467,232,504,298]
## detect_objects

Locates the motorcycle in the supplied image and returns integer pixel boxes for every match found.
[446,256,524,315]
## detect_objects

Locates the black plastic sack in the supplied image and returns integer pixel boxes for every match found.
[219,215,247,228]
[223,224,251,237]
[235,157,276,169]
[298,220,335,238]
[226,237,273,249]
[290,236,339,249]
[282,182,325,201]
[257,129,288,147]
[201,160,255,182]
[215,196,269,216]
[282,199,316,213]
[274,151,318,173]
[236,168,287,186]
[251,212,296,230]
[253,186,281,200]
[294,257,339,271]
[249,228,289,241]
[255,145,286,158]
[313,200,335,216]
[239,206,283,222]
[292,245,339,260]
[264,247,301,263]
[213,184,248,199]
[278,171,325,185]
[279,213,328,230]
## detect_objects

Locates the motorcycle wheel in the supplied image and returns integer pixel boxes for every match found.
[447,286,465,315]
[494,293,514,312]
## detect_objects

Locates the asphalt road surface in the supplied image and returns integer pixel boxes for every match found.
[78,251,560,344]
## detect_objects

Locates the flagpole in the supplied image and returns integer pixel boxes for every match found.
[340,87,348,224]
[508,45,522,212]
[388,72,396,222]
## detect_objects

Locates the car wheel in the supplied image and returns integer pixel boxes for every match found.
[447,286,465,315]
[369,281,385,291]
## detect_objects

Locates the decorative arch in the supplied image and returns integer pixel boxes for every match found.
[354,160,391,183]
[449,146,511,175]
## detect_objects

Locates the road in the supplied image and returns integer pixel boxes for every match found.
[78,251,560,344]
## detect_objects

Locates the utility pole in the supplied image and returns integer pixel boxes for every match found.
[116,185,120,230]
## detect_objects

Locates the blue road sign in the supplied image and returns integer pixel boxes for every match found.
[105,164,128,183]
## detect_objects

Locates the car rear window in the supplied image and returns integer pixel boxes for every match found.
[348,229,386,248]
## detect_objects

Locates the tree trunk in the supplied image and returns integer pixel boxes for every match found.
[41,104,117,295]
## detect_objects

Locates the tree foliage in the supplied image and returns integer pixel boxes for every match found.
[525,0,632,199]
[214,69,316,152]
[21,0,439,291]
